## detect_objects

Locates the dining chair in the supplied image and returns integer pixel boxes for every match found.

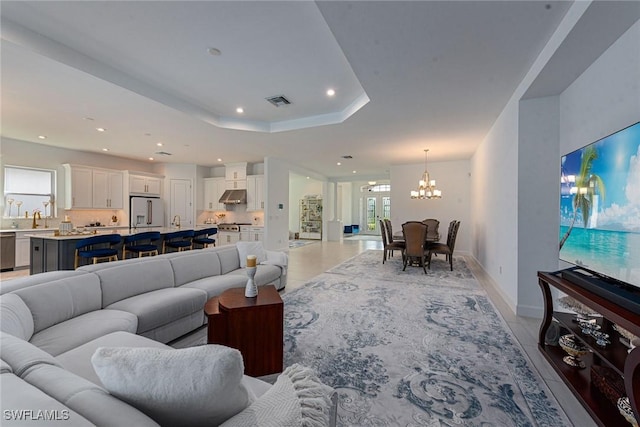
[380,219,405,264]
[384,219,404,243]
[162,229,194,253]
[427,220,461,271]
[122,231,161,259]
[422,218,440,242]
[401,221,428,273]
[74,234,121,269]
[193,227,218,248]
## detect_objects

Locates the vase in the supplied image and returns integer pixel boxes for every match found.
[559,334,589,369]
[245,266,257,297]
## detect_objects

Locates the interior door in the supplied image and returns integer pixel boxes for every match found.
[361,194,391,235]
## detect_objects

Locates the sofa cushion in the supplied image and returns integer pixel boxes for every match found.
[92,258,176,307]
[29,310,138,356]
[217,246,242,274]
[236,241,267,267]
[180,274,247,299]
[0,332,62,376]
[220,364,334,427]
[105,288,206,334]
[168,250,222,286]
[12,274,102,334]
[225,264,283,287]
[0,270,86,295]
[22,363,159,426]
[56,331,172,386]
[92,345,252,426]
[0,293,34,341]
[1,373,95,426]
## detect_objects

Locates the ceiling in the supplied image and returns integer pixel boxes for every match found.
[0,1,587,179]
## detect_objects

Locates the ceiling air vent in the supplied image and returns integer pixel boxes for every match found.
[266,95,291,107]
[154,151,172,156]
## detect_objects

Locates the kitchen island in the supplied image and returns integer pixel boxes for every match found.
[27,226,214,274]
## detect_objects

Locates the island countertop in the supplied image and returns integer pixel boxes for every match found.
[24,226,210,240]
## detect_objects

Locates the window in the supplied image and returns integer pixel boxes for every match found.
[4,166,56,218]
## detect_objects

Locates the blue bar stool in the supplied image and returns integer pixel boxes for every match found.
[74,234,121,269]
[162,229,194,253]
[123,231,161,259]
[193,227,217,248]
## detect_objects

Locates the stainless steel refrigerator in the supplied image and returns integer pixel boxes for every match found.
[130,196,164,228]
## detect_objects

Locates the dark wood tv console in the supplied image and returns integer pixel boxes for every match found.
[538,271,640,427]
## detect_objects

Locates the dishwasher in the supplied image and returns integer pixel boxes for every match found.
[1,232,16,271]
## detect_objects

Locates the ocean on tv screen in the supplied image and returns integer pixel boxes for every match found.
[559,121,640,288]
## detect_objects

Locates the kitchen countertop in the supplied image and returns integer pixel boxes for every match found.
[24,226,211,240]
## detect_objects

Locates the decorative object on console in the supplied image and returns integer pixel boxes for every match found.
[590,365,626,407]
[618,397,639,427]
[245,255,258,297]
[410,149,442,199]
[558,295,599,317]
[559,334,589,369]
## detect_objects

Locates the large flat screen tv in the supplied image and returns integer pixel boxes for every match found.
[559,121,640,290]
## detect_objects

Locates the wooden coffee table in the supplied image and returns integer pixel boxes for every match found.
[204,285,283,377]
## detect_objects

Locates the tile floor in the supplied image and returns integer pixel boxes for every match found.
[0,236,595,426]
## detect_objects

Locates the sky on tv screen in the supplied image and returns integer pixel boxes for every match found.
[560,122,640,287]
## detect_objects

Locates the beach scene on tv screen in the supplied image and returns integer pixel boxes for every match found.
[559,122,640,288]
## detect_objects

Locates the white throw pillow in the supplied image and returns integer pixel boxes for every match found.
[91,345,252,427]
[236,241,267,268]
[220,364,334,427]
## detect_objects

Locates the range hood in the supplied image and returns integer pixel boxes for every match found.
[219,189,247,204]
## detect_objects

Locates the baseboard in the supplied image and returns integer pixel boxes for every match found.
[466,255,517,315]
[516,304,544,319]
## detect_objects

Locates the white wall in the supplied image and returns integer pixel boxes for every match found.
[471,16,640,316]
[390,159,471,254]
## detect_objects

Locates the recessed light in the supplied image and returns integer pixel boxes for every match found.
[236,107,244,114]
[38,135,47,139]
[148,157,154,161]
[306,176,310,179]
[102,148,109,152]
[156,142,163,147]
[96,127,106,132]
[217,158,223,162]
[337,162,342,166]
[326,89,336,97]
[352,170,357,174]
[208,47,222,56]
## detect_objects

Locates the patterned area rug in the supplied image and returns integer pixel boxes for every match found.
[288,239,318,249]
[283,250,570,426]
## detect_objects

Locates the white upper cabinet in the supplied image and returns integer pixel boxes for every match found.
[130,174,162,196]
[224,162,247,190]
[246,175,264,211]
[64,165,93,209]
[92,169,124,209]
[204,177,226,211]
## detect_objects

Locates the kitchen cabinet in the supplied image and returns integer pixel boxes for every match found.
[204,177,226,211]
[64,164,123,210]
[130,174,162,196]
[92,169,124,209]
[299,197,322,240]
[246,175,264,211]
[15,233,31,267]
[225,162,247,190]
[218,231,240,246]
[240,226,263,242]
[64,165,93,209]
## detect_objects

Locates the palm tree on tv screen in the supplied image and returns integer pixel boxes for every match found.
[559,145,606,250]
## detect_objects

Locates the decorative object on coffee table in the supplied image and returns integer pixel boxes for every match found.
[559,334,589,369]
[245,255,258,297]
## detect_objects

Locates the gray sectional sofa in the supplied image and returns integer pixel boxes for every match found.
[0,245,333,426]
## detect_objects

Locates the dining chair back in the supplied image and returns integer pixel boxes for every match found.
[401,221,428,273]
[427,220,461,271]
[123,231,161,259]
[193,227,218,248]
[380,219,405,264]
[74,234,121,269]
[162,229,194,253]
[422,218,440,242]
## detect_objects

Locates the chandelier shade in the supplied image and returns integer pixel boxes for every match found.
[410,149,442,199]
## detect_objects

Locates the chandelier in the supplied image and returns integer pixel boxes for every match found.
[410,149,442,199]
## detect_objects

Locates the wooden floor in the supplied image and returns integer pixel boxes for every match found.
[0,236,595,426]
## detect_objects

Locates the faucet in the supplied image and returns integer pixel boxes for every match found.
[172,215,181,228]
[32,211,41,229]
